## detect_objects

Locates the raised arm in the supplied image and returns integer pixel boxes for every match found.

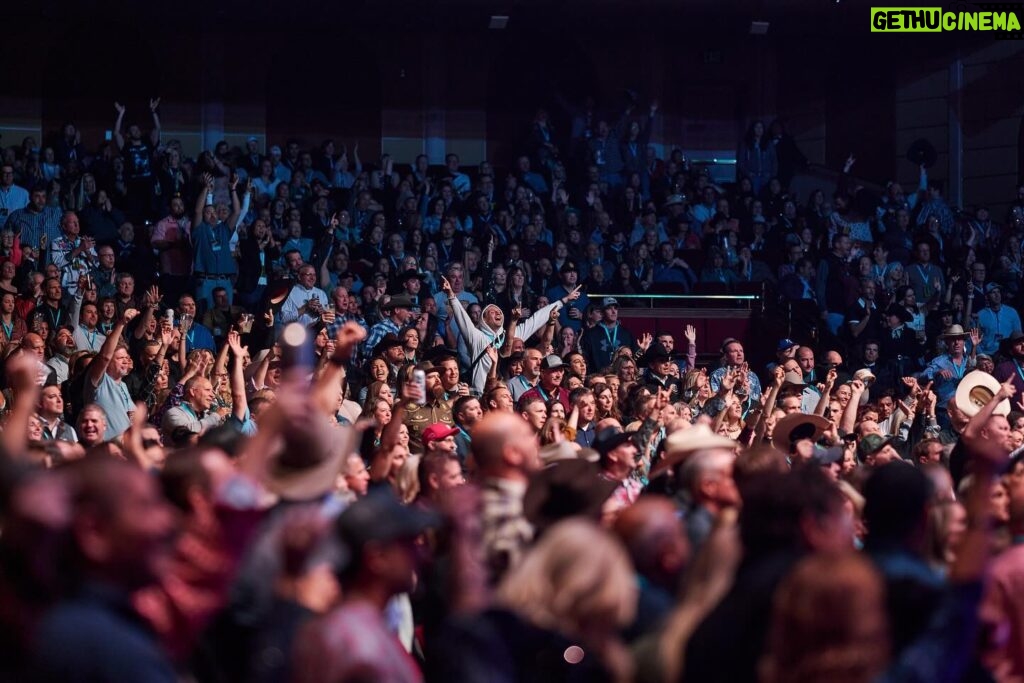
[839,379,865,434]
[148,98,161,147]
[2,353,43,457]
[195,173,213,227]
[87,308,136,387]
[499,308,520,358]
[226,330,248,421]
[227,175,241,229]
[813,367,838,417]
[113,102,126,150]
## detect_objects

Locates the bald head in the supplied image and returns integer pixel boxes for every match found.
[471,411,540,482]
[22,333,46,359]
[613,496,690,586]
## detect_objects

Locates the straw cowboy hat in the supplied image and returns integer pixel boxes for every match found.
[650,424,736,478]
[954,369,1010,418]
[771,413,831,453]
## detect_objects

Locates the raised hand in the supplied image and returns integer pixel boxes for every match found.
[850,378,865,394]
[510,307,522,322]
[440,276,453,296]
[329,213,339,230]
[114,102,125,115]
[684,324,697,344]
[333,321,367,361]
[638,332,653,352]
[773,365,786,387]
[565,285,583,303]
[202,172,214,189]
[149,97,161,112]
[825,367,837,386]
[145,285,161,308]
[996,378,1017,402]
[227,328,243,355]
[969,328,982,348]
[484,345,499,365]
[122,308,140,325]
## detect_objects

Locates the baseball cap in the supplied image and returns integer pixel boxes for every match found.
[541,355,566,371]
[422,423,459,445]
[777,338,798,352]
[270,145,282,155]
[986,282,1002,294]
[559,261,579,274]
[601,297,619,309]
[334,489,440,551]
[593,428,636,457]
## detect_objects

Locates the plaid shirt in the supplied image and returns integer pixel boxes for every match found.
[326,312,367,340]
[481,478,532,585]
[5,206,63,261]
[361,317,400,364]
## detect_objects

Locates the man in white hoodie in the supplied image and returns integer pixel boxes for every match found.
[441,275,580,395]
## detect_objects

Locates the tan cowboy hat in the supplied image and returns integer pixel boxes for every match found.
[954,370,1010,418]
[939,324,969,339]
[771,413,831,453]
[853,368,876,385]
[651,424,736,478]
[256,413,357,500]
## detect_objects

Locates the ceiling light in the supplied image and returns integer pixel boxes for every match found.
[750,21,770,35]
[489,15,509,29]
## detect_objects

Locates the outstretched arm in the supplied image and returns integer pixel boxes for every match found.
[226,330,248,422]
[148,98,161,147]
[113,102,126,149]
[227,175,241,229]
[87,308,136,387]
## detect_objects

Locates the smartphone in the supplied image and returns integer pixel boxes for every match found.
[412,370,427,406]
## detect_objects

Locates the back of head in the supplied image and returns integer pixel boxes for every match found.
[761,552,888,683]
[472,411,531,477]
[863,462,932,550]
[739,468,838,558]
[497,518,636,639]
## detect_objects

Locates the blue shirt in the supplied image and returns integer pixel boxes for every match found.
[977,305,1022,356]
[192,220,237,275]
[921,354,973,405]
[546,284,589,333]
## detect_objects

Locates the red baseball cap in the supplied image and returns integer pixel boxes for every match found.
[422,423,459,444]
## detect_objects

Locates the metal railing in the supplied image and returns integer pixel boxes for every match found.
[595,291,763,312]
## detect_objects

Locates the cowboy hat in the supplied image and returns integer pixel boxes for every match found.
[523,459,619,534]
[650,424,736,478]
[259,413,356,500]
[882,304,913,324]
[853,368,876,385]
[939,324,969,339]
[954,369,1010,417]
[771,413,831,453]
[999,330,1024,356]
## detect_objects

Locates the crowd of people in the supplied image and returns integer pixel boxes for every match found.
[1,92,1024,682]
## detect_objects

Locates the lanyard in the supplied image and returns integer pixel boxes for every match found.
[1,320,12,340]
[1015,360,1024,386]
[602,323,619,349]
[83,325,97,349]
[536,385,550,402]
[950,356,966,380]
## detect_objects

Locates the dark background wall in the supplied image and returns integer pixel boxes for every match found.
[3,0,1022,213]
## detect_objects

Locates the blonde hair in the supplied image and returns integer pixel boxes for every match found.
[395,454,421,504]
[496,519,636,639]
